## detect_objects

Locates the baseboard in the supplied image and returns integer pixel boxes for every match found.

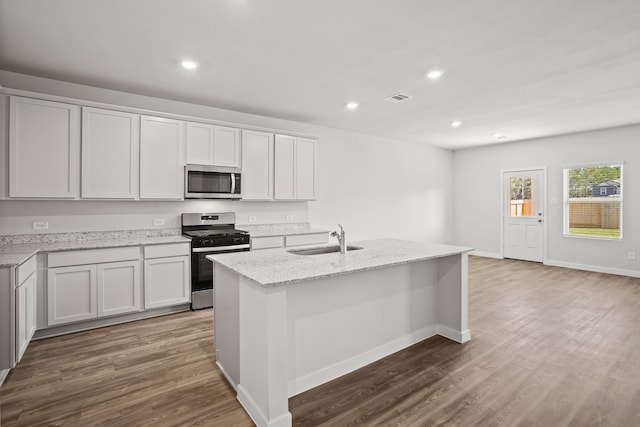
[438,324,471,343]
[544,259,640,278]
[216,361,237,392]
[469,250,503,259]
[0,368,9,387]
[237,384,292,427]
[34,304,191,340]
[288,325,439,397]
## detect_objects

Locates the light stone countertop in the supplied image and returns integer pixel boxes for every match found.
[0,231,190,267]
[207,239,473,287]
[247,228,330,238]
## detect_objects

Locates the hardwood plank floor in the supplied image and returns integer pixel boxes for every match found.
[2,256,640,426]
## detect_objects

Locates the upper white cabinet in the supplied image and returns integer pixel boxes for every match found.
[274,135,316,200]
[186,122,241,168]
[81,107,139,199]
[241,130,274,200]
[9,96,80,198]
[139,115,185,199]
[214,126,241,168]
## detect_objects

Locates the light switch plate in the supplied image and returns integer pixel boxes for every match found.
[33,221,49,230]
[248,215,257,222]
[286,215,294,221]
[153,218,165,226]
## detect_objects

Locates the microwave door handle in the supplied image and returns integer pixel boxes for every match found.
[231,173,236,194]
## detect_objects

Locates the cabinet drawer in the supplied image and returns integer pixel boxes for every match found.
[285,233,329,247]
[48,246,140,268]
[17,255,37,285]
[251,236,284,250]
[144,242,190,259]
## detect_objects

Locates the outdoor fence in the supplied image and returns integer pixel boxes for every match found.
[568,198,620,229]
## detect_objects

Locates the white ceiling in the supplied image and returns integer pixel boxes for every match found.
[1,0,640,150]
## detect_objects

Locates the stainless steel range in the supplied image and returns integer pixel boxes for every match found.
[181,212,250,310]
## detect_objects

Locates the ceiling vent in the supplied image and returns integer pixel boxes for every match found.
[384,93,413,103]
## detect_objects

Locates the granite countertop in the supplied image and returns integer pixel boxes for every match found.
[247,228,329,238]
[0,230,191,267]
[207,239,473,287]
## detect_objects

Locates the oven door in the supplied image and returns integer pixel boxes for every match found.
[191,245,250,293]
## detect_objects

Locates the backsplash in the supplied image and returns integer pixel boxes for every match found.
[0,228,182,245]
[239,223,311,233]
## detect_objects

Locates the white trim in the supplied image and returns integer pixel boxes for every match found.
[469,250,503,259]
[237,385,292,427]
[438,324,471,343]
[216,361,238,392]
[544,259,640,279]
[0,87,319,140]
[0,368,9,386]
[287,325,438,397]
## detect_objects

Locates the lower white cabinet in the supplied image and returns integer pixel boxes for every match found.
[251,232,328,250]
[47,247,141,326]
[143,243,190,309]
[47,264,98,326]
[16,256,37,363]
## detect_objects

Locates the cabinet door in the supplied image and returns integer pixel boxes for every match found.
[47,265,98,326]
[296,138,316,200]
[82,107,139,199]
[140,115,185,199]
[274,135,296,200]
[213,126,241,168]
[144,256,190,309]
[186,121,214,165]
[9,96,80,198]
[16,272,37,362]
[97,261,141,317]
[241,130,273,200]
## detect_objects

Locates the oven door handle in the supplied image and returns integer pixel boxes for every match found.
[192,244,250,253]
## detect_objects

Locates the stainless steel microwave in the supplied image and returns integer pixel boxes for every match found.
[184,165,242,199]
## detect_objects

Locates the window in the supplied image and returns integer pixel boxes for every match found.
[563,164,623,239]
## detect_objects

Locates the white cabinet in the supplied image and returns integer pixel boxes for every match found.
[47,264,97,326]
[213,126,241,168]
[97,261,141,317]
[81,107,139,199]
[15,255,37,364]
[9,96,80,198]
[241,130,274,200]
[274,135,296,200]
[274,135,316,201]
[296,137,316,200]
[143,243,190,309]
[47,247,141,326]
[140,115,185,199]
[251,232,328,250]
[186,122,241,168]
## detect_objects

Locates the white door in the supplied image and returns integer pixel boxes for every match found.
[503,169,544,262]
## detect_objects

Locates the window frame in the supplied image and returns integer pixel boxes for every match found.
[562,162,624,240]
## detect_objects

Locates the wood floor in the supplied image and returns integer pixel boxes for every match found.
[2,256,640,426]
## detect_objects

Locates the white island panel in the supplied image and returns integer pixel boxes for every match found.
[208,239,472,427]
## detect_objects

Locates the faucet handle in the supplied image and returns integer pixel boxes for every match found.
[338,224,344,233]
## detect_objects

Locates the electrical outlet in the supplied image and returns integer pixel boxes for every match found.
[248,215,257,223]
[153,218,165,226]
[286,215,294,221]
[628,251,636,261]
[32,221,49,230]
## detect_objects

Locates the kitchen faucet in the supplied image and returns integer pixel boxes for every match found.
[330,224,347,254]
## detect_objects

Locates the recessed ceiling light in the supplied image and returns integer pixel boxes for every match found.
[181,60,198,70]
[426,69,444,80]
[492,133,507,139]
[346,102,359,110]
[450,120,463,128]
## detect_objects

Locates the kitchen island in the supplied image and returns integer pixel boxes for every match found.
[207,239,472,427]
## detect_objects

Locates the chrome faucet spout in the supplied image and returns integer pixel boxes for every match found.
[331,224,347,254]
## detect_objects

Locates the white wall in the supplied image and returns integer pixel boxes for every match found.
[0,71,453,243]
[453,125,640,276]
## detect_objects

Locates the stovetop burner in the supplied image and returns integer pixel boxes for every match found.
[183,228,248,239]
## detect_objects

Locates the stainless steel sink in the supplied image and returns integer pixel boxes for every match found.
[288,245,363,256]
